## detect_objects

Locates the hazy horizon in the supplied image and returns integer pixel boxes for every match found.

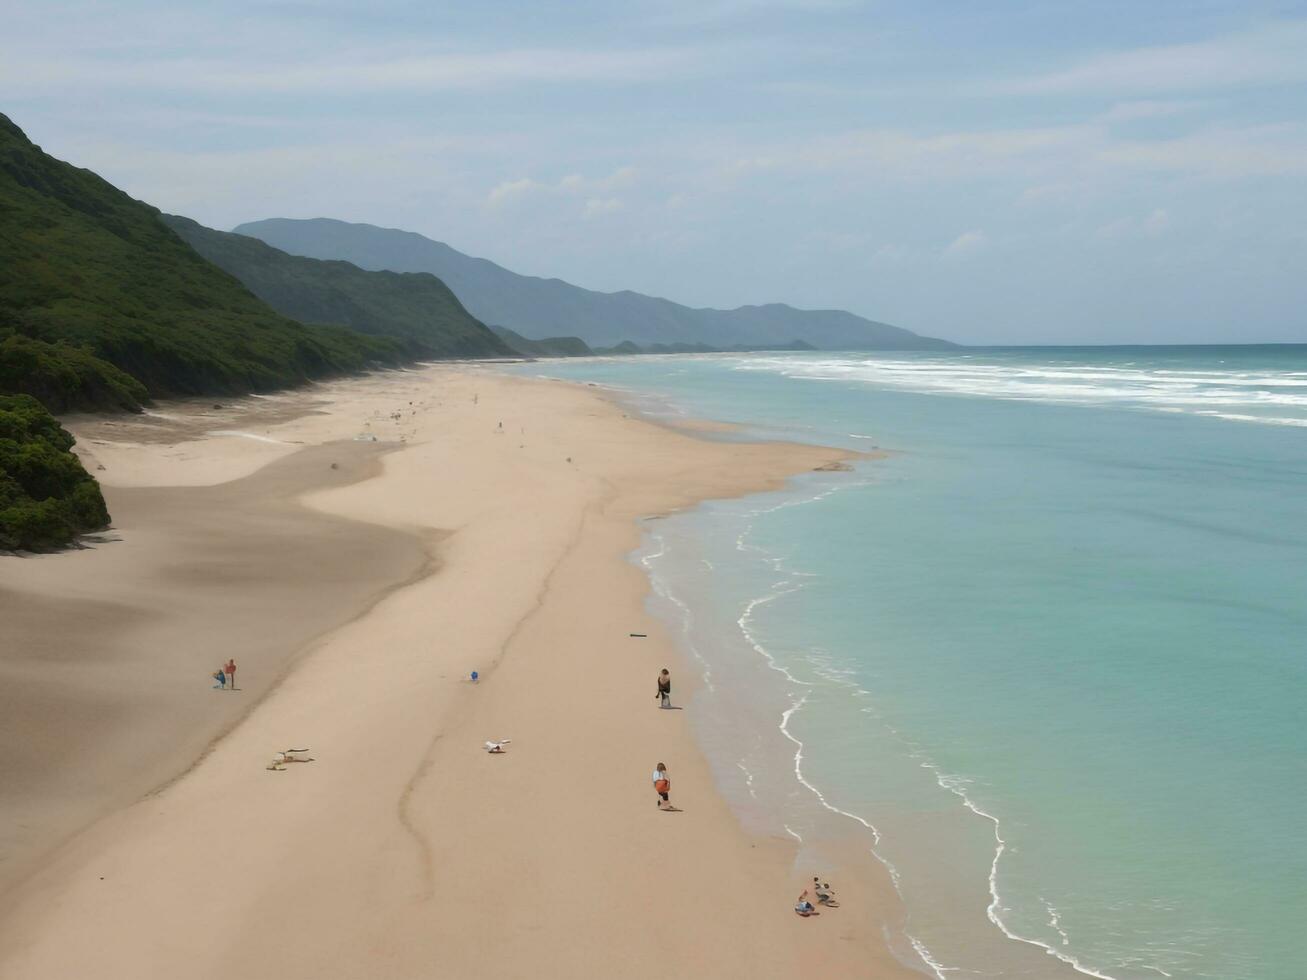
[4,1,1306,345]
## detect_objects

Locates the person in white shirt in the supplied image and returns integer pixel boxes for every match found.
[652,762,670,808]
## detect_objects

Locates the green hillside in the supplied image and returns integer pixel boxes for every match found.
[0,112,408,411]
[0,327,148,413]
[162,215,512,359]
[489,325,592,357]
[0,394,108,551]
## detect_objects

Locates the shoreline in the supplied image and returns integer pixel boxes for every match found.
[550,362,1092,980]
[0,364,921,978]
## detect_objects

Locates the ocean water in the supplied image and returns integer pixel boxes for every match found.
[514,348,1307,980]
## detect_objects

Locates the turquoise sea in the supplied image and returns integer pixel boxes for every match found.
[516,347,1307,980]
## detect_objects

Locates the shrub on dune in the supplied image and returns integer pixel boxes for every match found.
[0,393,109,550]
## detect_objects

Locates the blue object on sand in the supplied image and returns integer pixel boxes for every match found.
[471,670,479,682]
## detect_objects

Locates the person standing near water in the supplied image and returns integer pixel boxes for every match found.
[652,762,670,809]
[225,659,237,691]
[656,669,671,709]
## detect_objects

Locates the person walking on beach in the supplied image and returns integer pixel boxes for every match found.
[212,666,226,690]
[656,669,672,709]
[652,762,671,809]
[225,659,237,691]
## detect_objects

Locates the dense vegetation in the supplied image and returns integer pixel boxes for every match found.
[489,324,592,357]
[163,215,513,359]
[0,112,410,407]
[0,394,108,550]
[0,327,149,412]
[1,111,437,548]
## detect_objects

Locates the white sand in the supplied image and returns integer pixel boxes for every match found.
[0,365,918,979]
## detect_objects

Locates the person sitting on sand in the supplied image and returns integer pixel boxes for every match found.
[814,878,839,907]
[212,667,226,690]
[484,739,511,753]
[794,890,817,917]
[656,669,672,709]
[652,762,671,808]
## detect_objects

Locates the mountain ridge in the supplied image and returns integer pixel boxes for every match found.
[0,111,395,549]
[234,217,957,352]
[160,216,513,360]
[0,114,411,411]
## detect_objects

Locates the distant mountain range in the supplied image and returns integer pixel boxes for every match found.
[162,216,512,360]
[0,107,947,550]
[235,218,956,352]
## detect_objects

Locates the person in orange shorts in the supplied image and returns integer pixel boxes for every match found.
[652,762,671,808]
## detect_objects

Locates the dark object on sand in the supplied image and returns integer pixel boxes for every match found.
[795,890,818,916]
[814,878,840,907]
[657,668,672,708]
[629,633,647,638]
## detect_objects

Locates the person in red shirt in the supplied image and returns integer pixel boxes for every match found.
[224,659,237,691]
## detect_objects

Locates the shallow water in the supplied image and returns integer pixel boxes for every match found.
[516,348,1307,979]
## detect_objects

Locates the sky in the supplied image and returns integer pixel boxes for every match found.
[3,0,1306,345]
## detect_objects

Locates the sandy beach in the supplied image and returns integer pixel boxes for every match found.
[0,364,919,979]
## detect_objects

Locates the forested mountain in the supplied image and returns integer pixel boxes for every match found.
[162,216,512,360]
[488,325,593,357]
[0,113,408,415]
[236,217,957,352]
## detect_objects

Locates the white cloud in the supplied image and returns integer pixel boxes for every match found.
[582,197,623,219]
[1144,208,1170,236]
[869,243,912,267]
[1098,124,1307,178]
[1099,100,1205,123]
[993,21,1307,96]
[644,0,860,28]
[688,115,1307,190]
[602,166,639,190]
[751,125,1100,181]
[943,230,987,257]
[1098,208,1172,240]
[1097,207,1171,240]
[0,42,762,97]
[487,167,638,207]
[487,177,544,206]
[1018,181,1088,206]
[946,231,982,258]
